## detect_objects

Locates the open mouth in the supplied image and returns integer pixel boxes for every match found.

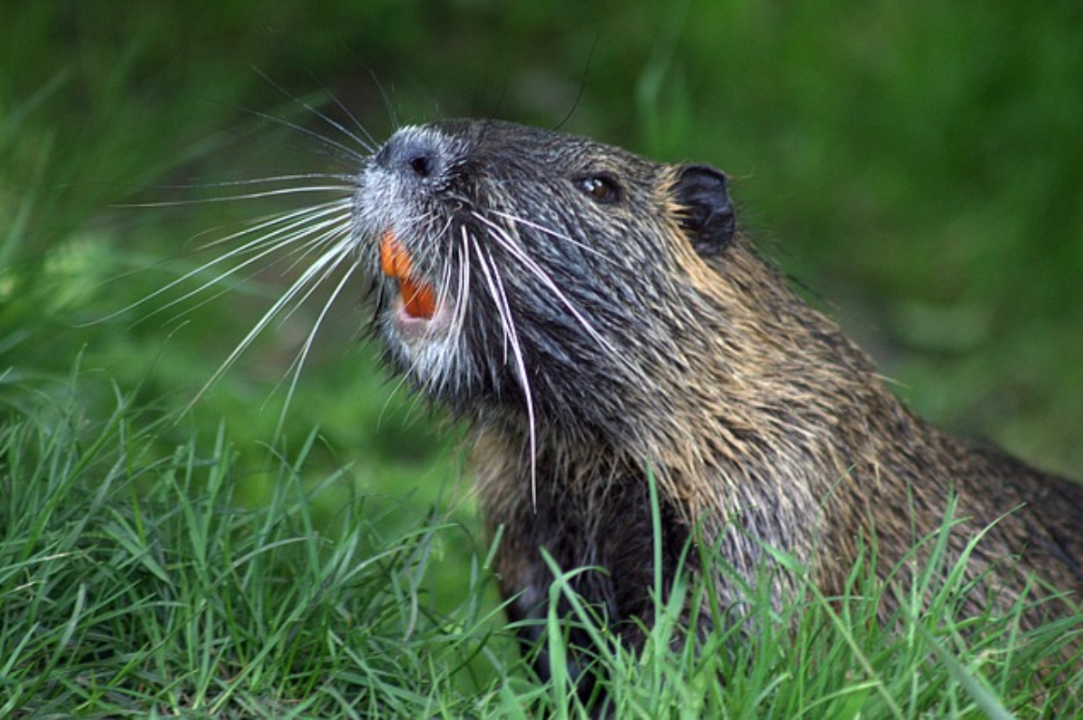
[379,229,438,321]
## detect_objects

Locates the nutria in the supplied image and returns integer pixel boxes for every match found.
[352,118,1083,686]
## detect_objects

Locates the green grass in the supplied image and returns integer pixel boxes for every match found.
[3,387,1081,716]
[3,0,1083,716]
[0,380,518,717]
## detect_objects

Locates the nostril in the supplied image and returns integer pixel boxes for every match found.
[376,130,445,180]
[408,153,434,178]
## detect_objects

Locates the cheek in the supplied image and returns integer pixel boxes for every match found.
[583,217,674,285]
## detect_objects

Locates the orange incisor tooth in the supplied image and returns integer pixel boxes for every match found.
[400,277,437,319]
[380,229,411,278]
[379,230,436,320]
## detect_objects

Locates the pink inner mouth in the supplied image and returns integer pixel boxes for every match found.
[379,230,437,320]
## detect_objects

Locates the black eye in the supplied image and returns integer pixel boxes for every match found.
[575,174,620,203]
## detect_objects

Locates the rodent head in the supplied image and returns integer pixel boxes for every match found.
[353,119,738,439]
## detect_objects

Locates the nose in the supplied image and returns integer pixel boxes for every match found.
[374,129,443,180]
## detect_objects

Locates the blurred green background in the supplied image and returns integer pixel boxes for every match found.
[3,0,1081,536]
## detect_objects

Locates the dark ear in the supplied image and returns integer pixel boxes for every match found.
[673,164,736,255]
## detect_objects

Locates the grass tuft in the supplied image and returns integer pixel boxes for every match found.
[520,474,1083,717]
[0,376,518,717]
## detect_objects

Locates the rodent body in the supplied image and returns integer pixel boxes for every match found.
[353,119,1083,682]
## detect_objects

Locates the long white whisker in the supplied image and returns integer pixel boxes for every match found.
[110,199,352,324]
[185,216,353,409]
[266,223,356,326]
[268,206,360,282]
[250,67,377,157]
[271,251,361,439]
[378,370,416,431]
[471,233,513,360]
[471,238,538,506]
[472,211,639,378]
[453,230,471,343]
[145,208,346,328]
[490,209,618,266]
[311,75,380,153]
[121,181,354,209]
